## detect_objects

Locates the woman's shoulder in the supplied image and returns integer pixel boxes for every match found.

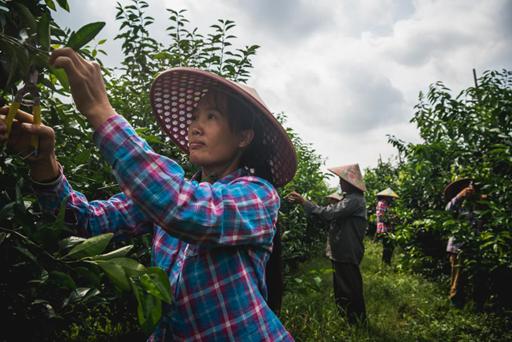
[228,174,279,202]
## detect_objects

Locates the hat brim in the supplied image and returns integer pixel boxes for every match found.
[327,166,367,192]
[326,194,342,201]
[377,194,399,199]
[149,68,297,187]
[444,178,472,202]
[376,188,399,199]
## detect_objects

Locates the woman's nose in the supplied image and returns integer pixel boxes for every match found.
[189,123,202,136]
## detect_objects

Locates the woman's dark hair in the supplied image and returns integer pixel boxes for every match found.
[212,90,274,184]
[212,90,283,313]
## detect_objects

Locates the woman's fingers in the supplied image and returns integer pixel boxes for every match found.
[19,122,52,137]
[1,109,54,154]
[16,123,55,159]
[1,109,31,143]
[49,47,85,72]
[49,48,114,122]
[0,106,34,123]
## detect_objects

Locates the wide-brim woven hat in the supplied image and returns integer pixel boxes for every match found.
[149,67,297,187]
[328,163,367,192]
[444,178,472,202]
[377,187,399,199]
[326,192,342,201]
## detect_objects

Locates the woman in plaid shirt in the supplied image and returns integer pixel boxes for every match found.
[0,48,296,341]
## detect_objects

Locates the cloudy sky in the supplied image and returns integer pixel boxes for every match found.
[55,0,512,184]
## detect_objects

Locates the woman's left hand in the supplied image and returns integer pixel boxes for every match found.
[49,48,116,129]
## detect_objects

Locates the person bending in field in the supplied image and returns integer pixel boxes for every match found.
[0,48,297,341]
[286,164,368,325]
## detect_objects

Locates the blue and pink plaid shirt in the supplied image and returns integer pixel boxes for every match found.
[33,115,293,341]
[375,200,391,234]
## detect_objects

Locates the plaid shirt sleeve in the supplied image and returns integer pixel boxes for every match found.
[93,114,279,247]
[32,170,154,238]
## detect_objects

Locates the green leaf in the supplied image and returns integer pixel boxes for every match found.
[0,202,16,218]
[11,3,36,32]
[139,267,172,304]
[49,271,76,290]
[0,3,10,13]
[64,287,100,306]
[49,66,70,92]
[44,0,56,11]
[31,300,57,318]
[55,0,69,12]
[13,246,37,263]
[67,22,105,51]
[58,236,86,251]
[74,266,101,288]
[64,233,113,259]
[131,278,162,333]
[313,276,322,288]
[94,260,130,291]
[0,232,6,246]
[37,12,51,50]
[110,257,146,276]
[91,245,134,260]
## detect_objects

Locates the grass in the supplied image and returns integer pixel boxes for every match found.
[280,239,511,341]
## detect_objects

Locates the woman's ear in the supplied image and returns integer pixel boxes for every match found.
[238,129,254,148]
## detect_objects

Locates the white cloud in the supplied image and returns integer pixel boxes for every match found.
[55,0,512,182]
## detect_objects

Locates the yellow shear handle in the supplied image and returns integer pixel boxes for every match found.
[31,104,41,154]
[5,101,20,135]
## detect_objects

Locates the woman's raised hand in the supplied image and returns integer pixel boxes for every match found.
[49,48,116,129]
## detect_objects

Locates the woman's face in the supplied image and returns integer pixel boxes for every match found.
[188,92,252,169]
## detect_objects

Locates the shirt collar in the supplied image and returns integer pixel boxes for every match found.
[192,167,248,184]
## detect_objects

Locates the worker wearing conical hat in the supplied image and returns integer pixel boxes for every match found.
[375,188,399,265]
[287,163,367,324]
[13,49,298,340]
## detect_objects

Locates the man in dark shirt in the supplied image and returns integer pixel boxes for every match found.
[287,163,368,324]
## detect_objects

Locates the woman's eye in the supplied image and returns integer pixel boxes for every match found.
[207,112,216,120]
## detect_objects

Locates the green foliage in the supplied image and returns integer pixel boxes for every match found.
[0,0,106,97]
[364,70,512,308]
[281,241,512,341]
[278,113,333,269]
[1,0,174,339]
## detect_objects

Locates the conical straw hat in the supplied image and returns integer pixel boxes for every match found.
[328,163,367,192]
[377,187,399,199]
[150,67,297,187]
[443,178,472,202]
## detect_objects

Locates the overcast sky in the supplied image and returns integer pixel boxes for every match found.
[54,0,512,185]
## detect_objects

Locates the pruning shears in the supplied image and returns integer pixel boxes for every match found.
[3,70,41,158]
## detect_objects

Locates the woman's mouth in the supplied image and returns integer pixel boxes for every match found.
[189,142,206,150]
